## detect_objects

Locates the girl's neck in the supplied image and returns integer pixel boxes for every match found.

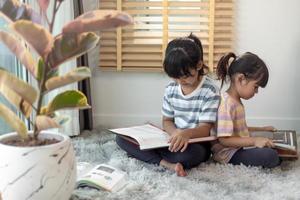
[226,86,242,104]
[181,75,203,95]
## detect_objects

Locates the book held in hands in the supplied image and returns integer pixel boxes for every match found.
[76,163,127,192]
[109,124,217,150]
[250,130,298,158]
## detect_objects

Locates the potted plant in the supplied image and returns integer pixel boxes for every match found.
[0,0,133,199]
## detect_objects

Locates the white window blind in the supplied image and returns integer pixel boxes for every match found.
[98,0,234,72]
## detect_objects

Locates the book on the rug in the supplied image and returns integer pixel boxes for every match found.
[249,130,298,158]
[109,124,217,150]
[76,164,127,192]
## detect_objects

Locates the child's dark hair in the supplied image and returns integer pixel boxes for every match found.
[216,52,269,88]
[163,33,207,78]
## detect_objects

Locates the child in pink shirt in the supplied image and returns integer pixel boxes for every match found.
[212,52,280,168]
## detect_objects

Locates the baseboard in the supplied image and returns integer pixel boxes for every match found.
[93,114,300,133]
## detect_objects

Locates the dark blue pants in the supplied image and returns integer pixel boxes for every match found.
[229,147,280,168]
[116,135,211,169]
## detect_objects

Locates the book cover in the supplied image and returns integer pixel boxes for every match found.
[109,124,216,150]
[76,164,126,192]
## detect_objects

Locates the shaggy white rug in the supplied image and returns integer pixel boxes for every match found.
[70,130,300,200]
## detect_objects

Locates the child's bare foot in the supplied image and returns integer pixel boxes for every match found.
[174,163,187,176]
[160,159,187,177]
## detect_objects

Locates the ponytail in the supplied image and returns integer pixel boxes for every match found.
[216,52,269,88]
[216,52,236,88]
[188,33,208,76]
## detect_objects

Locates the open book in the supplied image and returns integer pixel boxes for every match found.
[250,130,298,158]
[76,163,127,192]
[109,124,217,150]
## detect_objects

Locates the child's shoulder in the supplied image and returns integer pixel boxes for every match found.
[164,81,179,94]
[165,81,178,89]
[220,93,241,108]
[201,76,220,95]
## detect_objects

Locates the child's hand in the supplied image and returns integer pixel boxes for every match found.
[254,137,274,148]
[262,126,277,132]
[168,130,190,152]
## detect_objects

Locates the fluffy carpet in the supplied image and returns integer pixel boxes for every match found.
[70,130,300,200]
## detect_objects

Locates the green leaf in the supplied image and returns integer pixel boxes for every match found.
[36,114,70,131]
[0,68,38,106]
[11,20,53,58]
[0,0,42,23]
[45,67,91,91]
[44,90,90,114]
[62,10,134,34]
[36,58,45,82]
[0,31,37,77]
[0,103,28,139]
[48,32,99,68]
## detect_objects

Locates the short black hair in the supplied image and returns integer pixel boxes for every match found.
[163,34,205,79]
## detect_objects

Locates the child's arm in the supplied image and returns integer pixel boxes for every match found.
[163,117,212,152]
[163,116,211,137]
[219,136,274,148]
[248,126,276,132]
[162,116,177,135]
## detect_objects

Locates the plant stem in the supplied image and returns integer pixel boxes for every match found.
[33,58,48,139]
[29,119,35,127]
[49,0,62,33]
[33,0,60,139]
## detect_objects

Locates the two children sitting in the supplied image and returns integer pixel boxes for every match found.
[116,33,280,176]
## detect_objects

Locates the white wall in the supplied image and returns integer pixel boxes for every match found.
[91,0,300,132]
[235,0,300,131]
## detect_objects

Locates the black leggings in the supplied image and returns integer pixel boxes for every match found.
[229,147,280,168]
[116,135,211,169]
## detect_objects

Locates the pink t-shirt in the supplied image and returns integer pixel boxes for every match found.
[212,92,249,163]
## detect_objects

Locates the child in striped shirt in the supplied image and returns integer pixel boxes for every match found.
[116,34,220,176]
[212,52,280,168]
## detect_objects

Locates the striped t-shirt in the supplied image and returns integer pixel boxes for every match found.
[162,76,220,129]
[212,92,249,163]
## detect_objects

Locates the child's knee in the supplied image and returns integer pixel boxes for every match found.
[115,135,124,147]
[178,145,211,168]
[261,148,280,168]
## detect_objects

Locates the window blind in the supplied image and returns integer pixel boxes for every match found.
[98,0,234,72]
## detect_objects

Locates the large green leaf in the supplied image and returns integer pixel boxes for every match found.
[0,103,28,139]
[44,90,90,114]
[62,10,134,34]
[0,68,38,106]
[48,32,99,68]
[0,0,42,23]
[0,85,32,118]
[36,114,70,131]
[45,67,91,91]
[0,31,37,77]
[11,20,53,58]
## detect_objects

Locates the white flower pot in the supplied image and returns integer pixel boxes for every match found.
[0,131,76,200]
